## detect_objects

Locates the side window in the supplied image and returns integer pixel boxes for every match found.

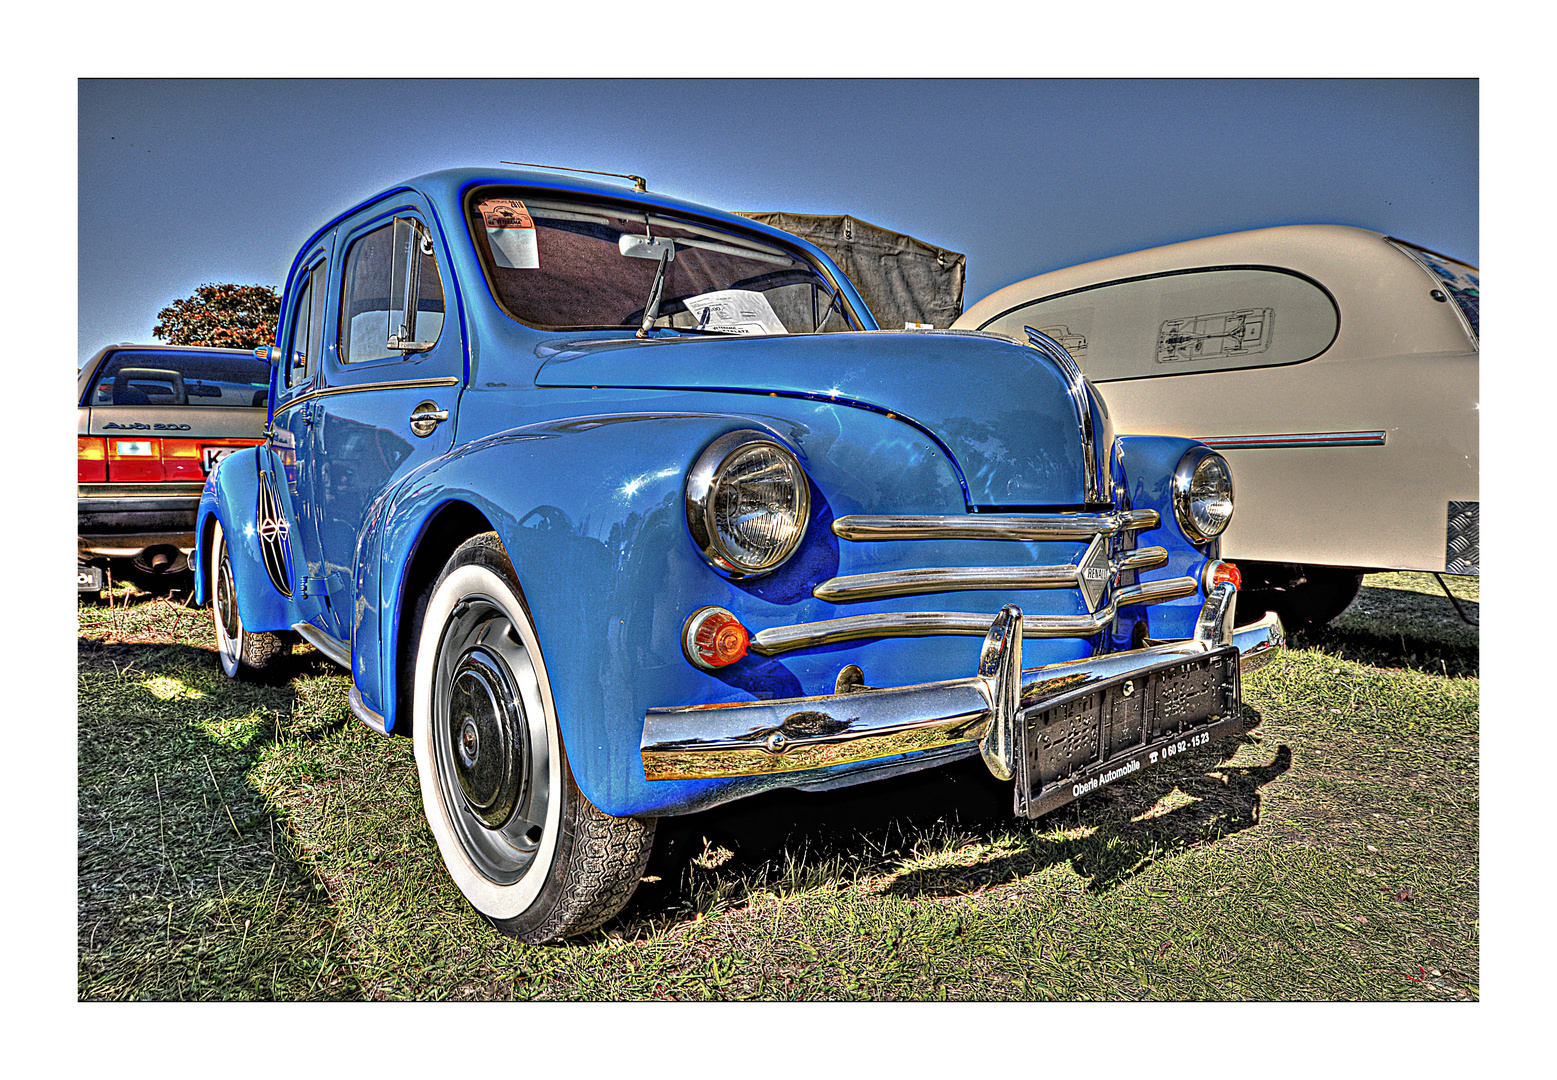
[980,267,1340,382]
[285,259,327,390]
[339,217,445,364]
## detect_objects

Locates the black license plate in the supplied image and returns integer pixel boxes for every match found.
[1013,646,1242,819]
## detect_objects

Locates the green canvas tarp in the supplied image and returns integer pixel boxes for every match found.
[738,213,966,331]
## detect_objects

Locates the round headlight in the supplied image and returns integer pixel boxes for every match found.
[686,430,810,577]
[1172,447,1234,542]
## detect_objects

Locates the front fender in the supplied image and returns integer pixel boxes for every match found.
[1116,434,1221,641]
[192,447,296,633]
[373,407,970,818]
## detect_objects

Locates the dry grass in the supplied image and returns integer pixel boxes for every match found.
[78,572,1477,1000]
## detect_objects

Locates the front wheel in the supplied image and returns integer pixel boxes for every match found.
[412,533,654,943]
[211,520,291,678]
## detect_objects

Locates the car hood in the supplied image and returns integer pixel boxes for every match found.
[534,330,1091,507]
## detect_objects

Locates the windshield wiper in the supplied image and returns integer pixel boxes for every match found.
[814,286,843,332]
[636,246,673,338]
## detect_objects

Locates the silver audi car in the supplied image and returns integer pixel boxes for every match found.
[77,344,269,595]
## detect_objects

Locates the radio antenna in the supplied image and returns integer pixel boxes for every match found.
[500,161,647,192]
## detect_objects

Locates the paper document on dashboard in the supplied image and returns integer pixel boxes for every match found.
[681,290,788,335]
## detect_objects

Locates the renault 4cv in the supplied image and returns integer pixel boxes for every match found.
[195,166,1283,942]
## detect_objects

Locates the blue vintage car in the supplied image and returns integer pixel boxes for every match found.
[195,166,1283,942]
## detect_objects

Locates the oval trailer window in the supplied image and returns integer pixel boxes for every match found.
[979,267,1339,383]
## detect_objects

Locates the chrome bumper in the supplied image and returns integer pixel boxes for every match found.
[640,583,1283,783]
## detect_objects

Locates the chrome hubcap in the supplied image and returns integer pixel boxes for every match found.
[431,596,548,884]
[216,550,239,643]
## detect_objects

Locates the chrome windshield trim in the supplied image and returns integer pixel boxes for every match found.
[751,575,1198,655]
[812,546,1169,604]
[832,509,1159,542]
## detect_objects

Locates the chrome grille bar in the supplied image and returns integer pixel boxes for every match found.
[813,546,1169,603]
[832,509,1159,542]
[750,576,1198,655]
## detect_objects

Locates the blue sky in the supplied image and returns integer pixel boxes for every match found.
[78,78,1476,366]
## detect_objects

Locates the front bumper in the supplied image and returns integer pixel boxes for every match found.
[641,583,1282,785]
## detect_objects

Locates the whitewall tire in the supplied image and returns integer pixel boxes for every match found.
[411,533,654,942]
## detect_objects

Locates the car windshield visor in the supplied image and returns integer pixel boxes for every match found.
[467,191,858,335]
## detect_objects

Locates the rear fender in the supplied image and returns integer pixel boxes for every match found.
[191,446,297,633]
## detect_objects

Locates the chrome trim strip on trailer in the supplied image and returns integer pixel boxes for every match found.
[1196,431,1387,450]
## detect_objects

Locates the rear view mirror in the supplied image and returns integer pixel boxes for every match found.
[618,234,676,262]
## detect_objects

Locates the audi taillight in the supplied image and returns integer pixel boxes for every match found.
[160,439,204,481]
[107,438,161,482]
[78,437,106,482]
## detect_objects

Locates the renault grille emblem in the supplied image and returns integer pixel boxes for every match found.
[1076,533,1110,613]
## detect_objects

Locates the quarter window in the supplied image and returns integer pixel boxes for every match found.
[285,259,327,389]
[976,267,1340,382]
[339,218,446,364]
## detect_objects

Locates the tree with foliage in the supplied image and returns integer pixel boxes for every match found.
[153,284,281,349]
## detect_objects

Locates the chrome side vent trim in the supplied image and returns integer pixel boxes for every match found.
[750,576,1199,655]
[812,545,1168,605]
[832,509,1159,542]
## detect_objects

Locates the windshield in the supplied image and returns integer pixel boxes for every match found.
[86,349,271,408]
[467,190,862,335]
[1390,239,1479,342]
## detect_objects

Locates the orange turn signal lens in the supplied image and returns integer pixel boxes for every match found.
[683,606,750,670]
[1203,560,1242,593]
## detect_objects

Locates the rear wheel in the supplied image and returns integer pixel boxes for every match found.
[211,520,291,678]
[412,533,654,943]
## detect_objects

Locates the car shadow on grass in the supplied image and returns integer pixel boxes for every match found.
[1290,583,1479,679]
[622,706,1291,926]
[77,634,362,1000]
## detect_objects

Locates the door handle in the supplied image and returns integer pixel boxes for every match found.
[409,401,449,438]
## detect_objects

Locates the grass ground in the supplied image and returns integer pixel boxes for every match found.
[77,573,1478,1000]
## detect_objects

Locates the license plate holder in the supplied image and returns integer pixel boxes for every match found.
[1013,646,1242,819]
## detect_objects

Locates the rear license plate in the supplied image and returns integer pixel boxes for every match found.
[202,447,237,474]
[1013,646,1242,819]
[77,565,103,591]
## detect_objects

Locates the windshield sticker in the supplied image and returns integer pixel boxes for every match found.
[681,290,788,335]
[479,198,540,270]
